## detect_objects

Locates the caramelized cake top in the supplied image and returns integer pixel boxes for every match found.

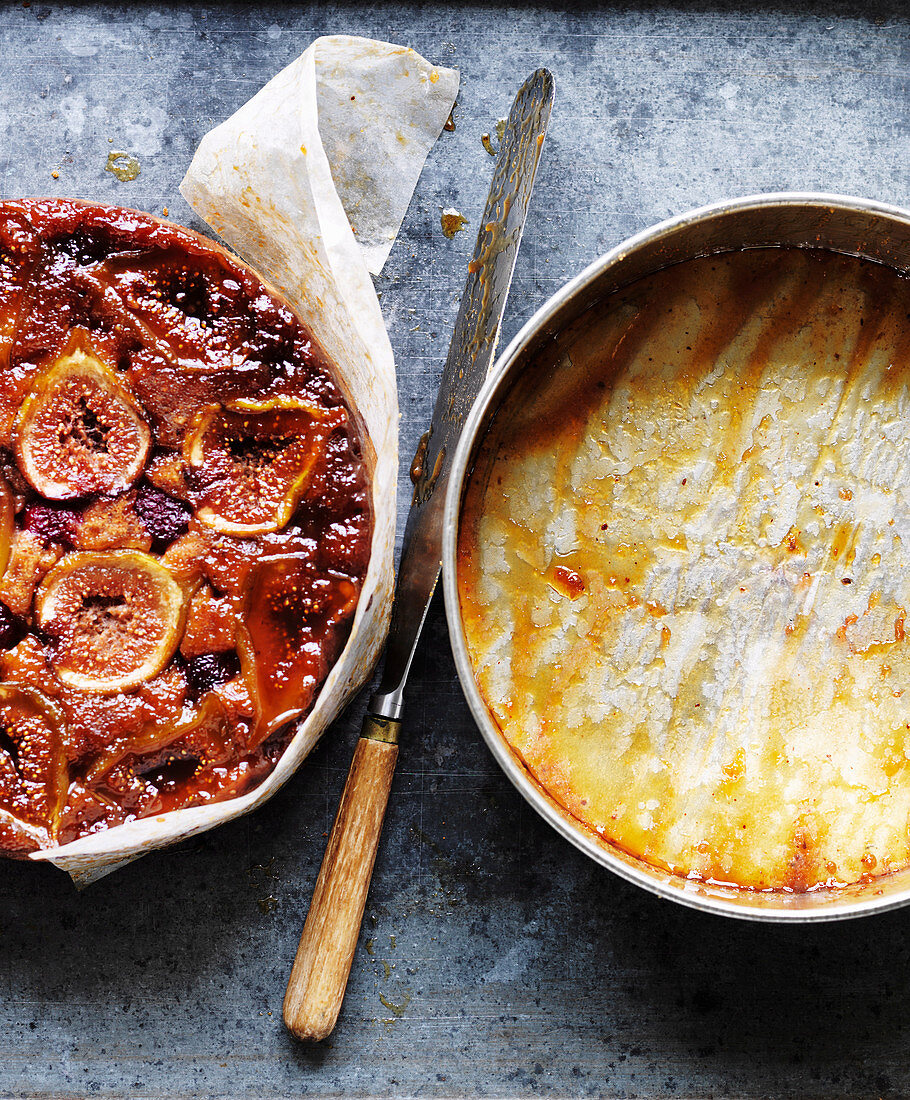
[0,199,372,854]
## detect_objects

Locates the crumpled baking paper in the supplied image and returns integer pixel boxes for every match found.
[31,35,459,885]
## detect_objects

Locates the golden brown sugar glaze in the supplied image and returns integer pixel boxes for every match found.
[459,247,910,892]
[0,199,372,854]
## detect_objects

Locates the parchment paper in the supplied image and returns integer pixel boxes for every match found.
[30,35,459,885]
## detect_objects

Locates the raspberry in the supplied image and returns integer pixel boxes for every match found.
[0,603,26,650]
[21,502,80,547]
[134,481,191,544]
[185,651,241,701]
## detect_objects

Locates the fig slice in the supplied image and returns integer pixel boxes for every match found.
[36,550,187,693]
[0,683,68,842]
[15,331,151,499]
[237,553,360,745]
[183,397,346,537]
[0,477,14,578]
[84,693,229,785]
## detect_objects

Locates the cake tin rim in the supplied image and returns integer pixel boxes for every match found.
[442,190,910,923]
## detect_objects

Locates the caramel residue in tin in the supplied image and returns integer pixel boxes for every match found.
[551,565,585,599]
[781,526,805,555]
[721,748,746,781]
[458,247,910,893]
[441,209,467,238]
[105,151,141,182]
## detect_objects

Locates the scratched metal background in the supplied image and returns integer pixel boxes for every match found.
[1,2,909,1097]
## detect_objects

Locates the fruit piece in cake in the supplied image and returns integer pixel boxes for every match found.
[133,481,192,545]
[21,501,81,548]
[0,528,63,615]
[180,583,236,657]
[185,650,242,701]
[0,477,14,577]
[84,691,233,786]
[238,553,360,743]
[56,662,189,767]
[0,684,68,845]
[76,491,153,553]
[36,549,187,692]
[182,397,345,536]
[15,330,151,499]
[145,452,192,502]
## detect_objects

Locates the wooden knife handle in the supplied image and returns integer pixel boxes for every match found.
[283,714,400,1041]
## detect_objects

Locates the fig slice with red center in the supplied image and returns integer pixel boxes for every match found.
[15,331,151,499]
[0,683,68,844]
[183,396,346,537]
[36,550,187,693]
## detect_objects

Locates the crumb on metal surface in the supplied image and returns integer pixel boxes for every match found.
[440,208,467,238]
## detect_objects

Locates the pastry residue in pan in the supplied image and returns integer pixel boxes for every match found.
[459,247,910,891]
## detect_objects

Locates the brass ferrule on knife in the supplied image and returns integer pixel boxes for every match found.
[360,714,401,745]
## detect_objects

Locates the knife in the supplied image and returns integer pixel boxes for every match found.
[283,68,555,1042]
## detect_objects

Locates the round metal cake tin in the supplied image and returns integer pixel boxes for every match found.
[442,192,910,922]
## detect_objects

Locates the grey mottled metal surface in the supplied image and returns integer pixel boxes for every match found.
[1,3,909,1097]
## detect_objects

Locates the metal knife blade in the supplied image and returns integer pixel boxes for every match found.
[283,69,555,1044]
[370,68,554,721]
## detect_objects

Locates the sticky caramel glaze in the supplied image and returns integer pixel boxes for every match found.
[0,200,372,853]
[458,248,910,892]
